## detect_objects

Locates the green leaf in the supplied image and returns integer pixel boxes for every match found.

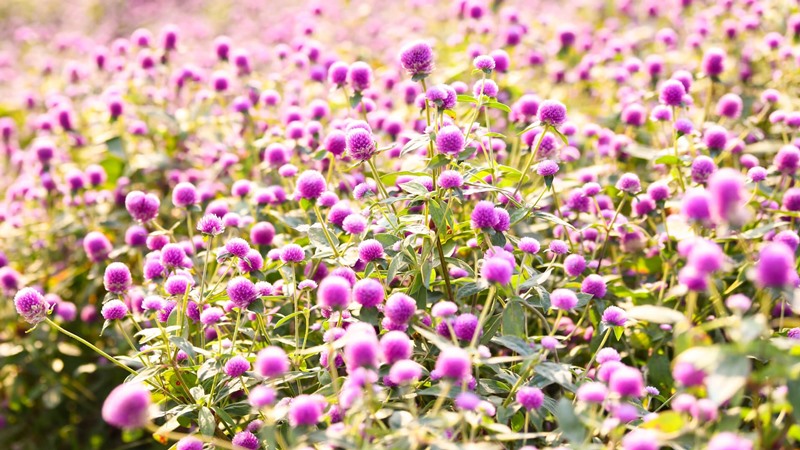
[706,353,749,405]
[626,305,686,324]
[552,128,569,145]
[457,94,479,104]
[654,155,680,165]
[427,153,450,170]
[554,397,586,443]
[492,335,534,355]
[429,199,447,234]
[502,300,526,338]
[485,101,511,113]
[456,281,489,299]
[399,181,430,196]
[199,407,215,436]
[400,133,431,157]
[349,92,363,109]
[787,379,800,422]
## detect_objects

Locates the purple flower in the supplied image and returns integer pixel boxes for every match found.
[659,79,686,106]
[254,346,289,378]
[102,383,151,429]
[609,366,644,397]
[516,386,544,410]
[518,237,541,254]
[454,313,479,341]
[346,128,376,161]
[756,243,796,288]
[232,430,259,450]
[288,394,326,427]
[125,191,160,223]
[538,100,567,127]
[227,277,257,308]
[703,125,728,151]
[472,79,499,98]
[702,48,726,77]
[14,287,49,324]
[280,244,305,263]
[328,62,349,86]
[317,275,351,310]
[581,274,607,298]
[101,299,128,320]
[389,359,422,384]
[601,306,627,327]
[380,331,413,363]
[707,432,753,450]
[621,429,659,450]
[385,293,416,324]
[347,62,372,92]
[691,156,717,184]
[353,278,384,308]
[550,289,578,311]
[172,182,198,207]
[295,170,326,200]
[471,201,498,230]
[616,173,642,194]
[358,239,385,263]
[564,254,586,276]
[225,355,251,378]
[400,40,434,77]
[473,55,495,73]
[249,386,276,408]
[103,262,132,294]
[439,170,464,189]
[176,437,203,450]
[716,93,743,119]
[435,347,471,381]
[436,125,465,156]
[673,361,705,387]
[481,257,513,285]
[576,382,607,403]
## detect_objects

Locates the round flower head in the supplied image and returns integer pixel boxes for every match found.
[756,243,796,288]
[473,79,499,98]
[295,170,326,200]
[702,48,726,77]
[380,331,413,363]
[681,189,712,223]
[102,383,151,429]
[783,188,800,212]
[716,93,743,119]
[707,168,746,225]
[14,287,49,324]
[317,275,352,310]
[691,156,717,184]
[609,366,644,397]
[580,274,607,298]
[481,257,513,285]
[453,313,479,341]
[83,231,113,262]
[616,173,641,194]
[342,214,367,235]
[176,437,203,450]
[471,201,498,230]
[564,254,586,276]
[674,118,694,135]
[280,244,305,263]
[435,347,471,381]
[385,293,416,323]
[399,40,434,77]
[358,239,384,263]
[389,359,422,384]
[673,361,705,387]
[353,278,384,308]
[775,145,800,174]
[347,62,372,92]
[436,125,465,156]
[227,277,257,308]
[473,55,495,72]
[172,182,198,207]
[324,130,347,156]
[197,214,224,236]
[101,299,128,320]
[346,128,376,161]
[161,243,187,268]
[328,61,349,86]
[225,355,251,378]
[249,386,276,409]
[538,100,567,127]
[288,394,326,427]
[621,429,659,450]
[647,181,670,202]
[439,170,464,189]
[703,126,728,151]
[537,160,559,177]
[250,222,275,246]
[550,289,578,311]
[707,432,753,450]
[774,230,800,252]
[518,237,541,254]
[232,430,259,450]
[104,262,132,294]
[125,191,160,222]
[577,382,608,403]
[602,306,627,326]
[659,79,686,106]
[549,240,568,255]
[516,386,544,410]
[255,346,290,378]
[225,237,251,259]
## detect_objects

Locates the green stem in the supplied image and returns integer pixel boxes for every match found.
[512,125,549,199]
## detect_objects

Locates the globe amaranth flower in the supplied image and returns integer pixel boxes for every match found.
[380,331,413,364]
[346,128,376,161]
[227,276,257,308]
[102,383,151,429]
[172,182,198,207]
[327,61,349,86]
[473,55,495,73]
[224,355,251,378]
[601,306,627,327]
[104,262,132,294]
[716,93,743,119]
[564,254,586,276]
[615,173,642,194]
[537,160,559,177]
[776,145,800,174]
[399,40,434,77]
[659,79,686,106]
[756,243,796,288]
[435,347,471,381]
[436,125,465,156]
[358,239,384,263]
[101,299,128,320]
[295,170,327,200]
[249,386,276,408]
[280,244,305,263]
[347,62,372,92]
[125,191,160,223]
[470,200,498,230]
[673,361,705,387]
[703,125,728,152]
[472,79,499,98]
[516,386,544,410]
[232,430,259,450]
[389,359,423,384]
[14,287,50,325]
[353,278,384,308]
[550,288,578,310]
[385,293,416,324]
[691,156,717,184]
[176,437,203,450]
[481,257,513,285]
[255,346,290,378]
[609,366,644,397]
[438,170,464,189]
[518,237,541,254]
[538,100,567,127]
[707,432,753,450]
[317,275,351,310]
[453,313,479,341]
[621,429,659,450]
[288,394,327,427]
[702,47,726,77]
[225,237,251,259]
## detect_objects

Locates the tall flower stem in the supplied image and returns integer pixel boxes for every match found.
[469,286,496,348]
[594,196,627,273]
[512,125,549,199]
[312,204,340,259]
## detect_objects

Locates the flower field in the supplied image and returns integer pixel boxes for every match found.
[3,0,800,449]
